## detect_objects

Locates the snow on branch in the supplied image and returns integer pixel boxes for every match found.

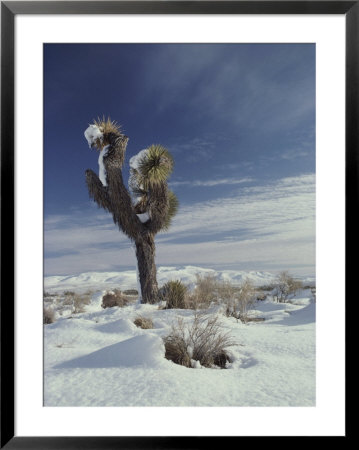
[84,124,103,148]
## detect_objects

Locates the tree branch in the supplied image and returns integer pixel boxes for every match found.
[104,133,129,169]
[85,169,112,213]
[106,167,144,240]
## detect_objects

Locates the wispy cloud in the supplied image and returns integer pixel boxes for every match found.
[220,161,255,171]
[44,174,315,276]
[44,208,129,254]
[280,149,310,160]
[143,44,315,133]
[164,173,315,238]
[156,236,314,274]
[169,137,216,163]
[169,177,254,187]
[45,246,136,276]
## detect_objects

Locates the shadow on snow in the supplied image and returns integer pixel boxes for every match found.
[54,334,164,369]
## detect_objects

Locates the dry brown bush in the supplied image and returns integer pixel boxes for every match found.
[187,273,222,309]
[62,296,74,306]
[64,290,75,296]
[43,306,55,324]
[102,289,130,309]
[133,316,153,329]
[222,278,257,322]
[163,313,236,369]
[73,293,91,313]
[60,291,92,312]
[273,271,303,303]
[123,289,139,296]
[84,289,95,296]
[257,284,275,292]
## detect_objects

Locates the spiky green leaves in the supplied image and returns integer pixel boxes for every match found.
[137,145,174,188]
[161,190,179,231]
[161,280,188,309]
[128,144,178,232]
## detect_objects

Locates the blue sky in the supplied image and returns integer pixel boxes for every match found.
[44,43,315,277]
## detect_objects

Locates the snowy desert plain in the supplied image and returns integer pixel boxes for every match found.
[43,265,315,407]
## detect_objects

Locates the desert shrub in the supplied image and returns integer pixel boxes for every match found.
[163,313,236,369]
[222,278,257,322]
[133,316,153,329]
[102,289,130,309]
[73,293,91,313]
[217,279,238,301]
[84,289,95,296]
[61,291,92,313]
[242,316,265,323]
[64,290,75,296]
[273,271,303,303]
[62,295,74,306]
[184,295,200,310]
[43,306,55,324]
[123,289,138,296]
[237,279,257,319]
[257,284,275,292]
[187,273,222,309]
[161,280,188,309]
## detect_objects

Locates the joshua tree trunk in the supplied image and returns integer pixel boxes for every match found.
[135,234,158,304]
[85,119,178,304]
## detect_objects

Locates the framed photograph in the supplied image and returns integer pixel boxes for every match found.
[1,1,353,446]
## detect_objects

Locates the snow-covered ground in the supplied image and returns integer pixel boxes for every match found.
[44,267,315,407]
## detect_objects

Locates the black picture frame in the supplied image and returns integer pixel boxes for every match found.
[1,1,353,447]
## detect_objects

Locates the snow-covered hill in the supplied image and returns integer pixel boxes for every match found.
[44,265,314,293]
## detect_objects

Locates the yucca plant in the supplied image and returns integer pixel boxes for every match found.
[136,145,174,187]
[161,280,188,309]
[84,117,178,304]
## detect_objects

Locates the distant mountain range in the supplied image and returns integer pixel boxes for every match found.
[44,265,315,294]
